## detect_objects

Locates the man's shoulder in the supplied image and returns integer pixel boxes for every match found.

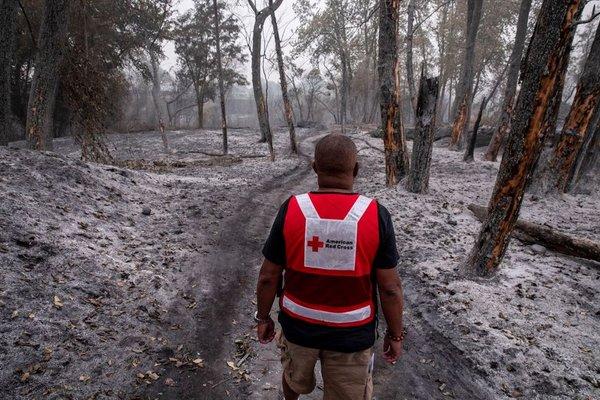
[277,196,293,213]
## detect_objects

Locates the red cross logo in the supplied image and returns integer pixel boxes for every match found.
[307,236,324,252]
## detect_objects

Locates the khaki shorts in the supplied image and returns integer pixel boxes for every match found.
[277,331,374,400]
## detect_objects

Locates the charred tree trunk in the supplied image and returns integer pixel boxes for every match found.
[289,75,304,123]
[378,0,410,186]
[449,0,483,150]
[0,0,17,146]
[149,52,170,154]
[466,0,584,276]
[340,53,348,134]
[247,0,283,161]
[330,0,350,133]
[464,64,508,162]
[406,73,439,193]
[568,107,599,192]
[543,23,600,193]
[484,0,532,161]
[26,0,71,151]
[194,82,206,129]
[213,0,228,155]
[436,2,450,124]
[405,0,417,119]
[269,0,297,154]
[464,98,485,162]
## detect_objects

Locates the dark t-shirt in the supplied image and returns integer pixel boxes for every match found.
[262,192,399,353]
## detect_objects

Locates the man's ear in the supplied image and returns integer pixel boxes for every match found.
[312,160,318,174]
[353,162,359,178]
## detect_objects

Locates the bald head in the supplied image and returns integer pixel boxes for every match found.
[313,134,358,180]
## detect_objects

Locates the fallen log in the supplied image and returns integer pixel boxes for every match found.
[468,204,600,262]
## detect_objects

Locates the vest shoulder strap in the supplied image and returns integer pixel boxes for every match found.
[344,195,373,221]
[295,193,319,219]
[295,193,373,221]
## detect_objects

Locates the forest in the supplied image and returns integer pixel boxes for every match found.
[0,0,598,399]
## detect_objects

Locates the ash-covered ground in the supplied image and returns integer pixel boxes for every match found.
[0,127,598,400]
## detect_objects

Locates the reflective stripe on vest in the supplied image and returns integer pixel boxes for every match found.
[281,193,377,327]
[282,294,372,325]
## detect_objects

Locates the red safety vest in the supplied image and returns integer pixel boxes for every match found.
[280,192,380,328]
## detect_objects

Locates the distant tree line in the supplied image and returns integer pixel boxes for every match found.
[0,0,248,160]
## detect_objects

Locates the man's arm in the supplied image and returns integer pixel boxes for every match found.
[256,258,283,343]
[376,268,404,363]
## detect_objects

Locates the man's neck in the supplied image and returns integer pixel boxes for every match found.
[316,174,354,193]
[315,186,354,193]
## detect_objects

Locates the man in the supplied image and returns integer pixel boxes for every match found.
[256,134,404,400]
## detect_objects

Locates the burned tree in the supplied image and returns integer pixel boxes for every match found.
[466,0,584,276]
[464,64,508,162]
[269,0,298,154]
[247,0,283,161]
[213,0,228,154]
[463,98,486,163]
[484,0,532,161]
[26,0,71,151]
[0,0,17,146]
[149,52,171,154]
[405,0,417,117]
[449,0,483,150]
[568,106,599,192]
[406,73,439,193]
[543,22,600,193]
[378,0,410,186]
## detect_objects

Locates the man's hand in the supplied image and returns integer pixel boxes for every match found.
[383,334,403,364]
[257,317,276,344]
[256,259,283,344]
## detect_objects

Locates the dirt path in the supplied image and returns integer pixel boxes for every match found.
[138,131,497,400]
[139,132,319,399]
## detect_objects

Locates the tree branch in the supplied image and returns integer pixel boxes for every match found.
[572,5,599,27]
[17,0,37,49]
[246,0,258,15]
[412,0,455,34]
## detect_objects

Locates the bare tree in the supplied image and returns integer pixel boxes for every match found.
[294,0,359,131]
[567,104,600,191]
[269,0,298,154]
[378,0,410,186]
[466,0,584,276]
[484,0,532,161]
[149,52,171,154]
[406,71,439,193]
[26,0,71,151]
[569,116,598,192]
[448,0,483,150]
[247,0,283,161]
[405,0,417,118]
[435,0,451,123]
[0,0,17,146]
[213,0,228,154]
[464,63,508,162]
